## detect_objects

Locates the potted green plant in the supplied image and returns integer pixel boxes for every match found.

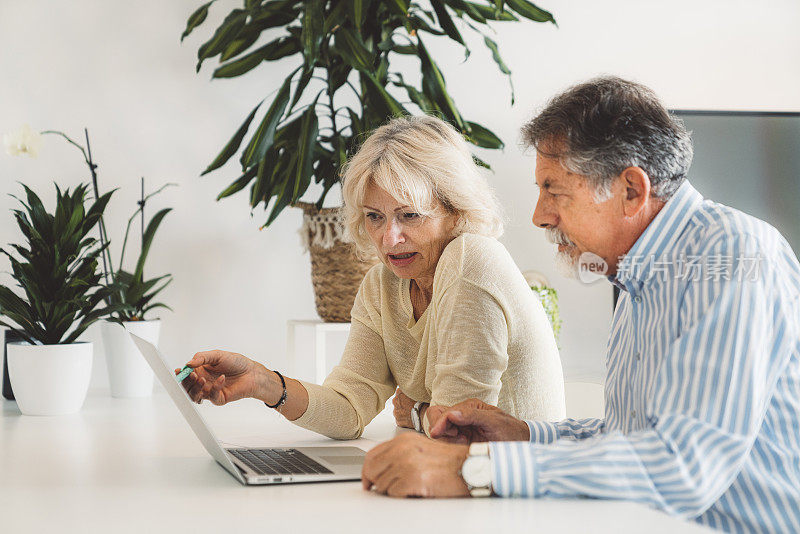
[182,0,556,321]
[0,184,118,415]
[4,126,175,398]
[100,179,174,398]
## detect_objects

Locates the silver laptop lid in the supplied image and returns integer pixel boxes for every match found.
[129,333,246,483]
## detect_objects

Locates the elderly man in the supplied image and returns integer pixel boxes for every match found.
[361,77,800,533]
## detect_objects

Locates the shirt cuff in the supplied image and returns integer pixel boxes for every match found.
[526,420,560,444]
[489,441,538,497]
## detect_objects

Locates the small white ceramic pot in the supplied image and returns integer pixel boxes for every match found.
[7,341,93,416]
[100,320,160,398]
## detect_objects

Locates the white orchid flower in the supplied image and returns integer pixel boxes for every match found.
[4,124,43,158]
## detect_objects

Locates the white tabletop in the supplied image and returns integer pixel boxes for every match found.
[0,390,712,533]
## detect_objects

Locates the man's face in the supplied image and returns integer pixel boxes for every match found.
[532,152,626,276]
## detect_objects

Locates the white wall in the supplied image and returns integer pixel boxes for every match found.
[1,0,799,389]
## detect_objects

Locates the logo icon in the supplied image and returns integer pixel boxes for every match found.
[578,252,608,284]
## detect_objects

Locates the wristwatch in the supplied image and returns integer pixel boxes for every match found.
[411,401,423,433]
[460,442,493,497]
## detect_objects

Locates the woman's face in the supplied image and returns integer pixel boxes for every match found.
[362,182,458,286]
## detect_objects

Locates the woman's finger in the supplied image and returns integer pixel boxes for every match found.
[198,375,215,400]
[188,376,206,402]
[209,375,226,405]
[186,350,225,369]
[180,370,198,393]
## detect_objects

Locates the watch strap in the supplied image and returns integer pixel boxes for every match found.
[469,442,490,456]
[411,401,423,432]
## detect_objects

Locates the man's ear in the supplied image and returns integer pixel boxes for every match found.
[620,167,651,217]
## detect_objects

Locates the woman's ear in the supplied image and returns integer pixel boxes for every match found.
[450,213,463,236]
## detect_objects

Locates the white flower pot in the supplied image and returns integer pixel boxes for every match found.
[100,320,160,398]
[7,341,93,416]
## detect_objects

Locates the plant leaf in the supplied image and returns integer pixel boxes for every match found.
[483,35,514,103]
[82,190,115,237]
[249,150,278,208]
[362,73,407,118]
[202,102,262,175]
[386,0,409,16]
[351,0,366,32]
[196,9,247,72]
[133,208,172,282]
[291,99,319,203]
[391,76,438,114]
[240,70,296,168]
[301,0,324,67]
[290,67,314,113]
[417,37,466,131]
[483,36,510,75]
[505,0,555,24]
[217,165,258,200]
[220,29,261,62]
[466,2,518,20]
[213,47,269,78]
[473,153,492,169]
[431,0,465,45]
[335,27,373,72]
[443,0,486,23]
[408,15,446,36]
[263,152,298,226]
[465,121,504,149]
[323,0,349,33]
[182,1,215,42]
[140,303,173,317]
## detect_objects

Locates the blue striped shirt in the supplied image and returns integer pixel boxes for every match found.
[489,181,800,533]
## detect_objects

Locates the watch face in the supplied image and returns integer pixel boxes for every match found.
[462,455,492,489]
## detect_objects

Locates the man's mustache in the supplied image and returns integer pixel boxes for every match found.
[545,228,576,248]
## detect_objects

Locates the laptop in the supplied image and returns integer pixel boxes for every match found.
[129,333,366,485]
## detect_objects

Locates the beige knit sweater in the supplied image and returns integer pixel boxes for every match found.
[292,233,566,439]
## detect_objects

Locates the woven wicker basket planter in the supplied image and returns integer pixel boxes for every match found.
[296,202,377,323]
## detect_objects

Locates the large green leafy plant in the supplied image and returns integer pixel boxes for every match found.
[0,184,119,345]
[183,0,555,226]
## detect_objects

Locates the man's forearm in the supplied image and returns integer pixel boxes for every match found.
[489,416,749,519]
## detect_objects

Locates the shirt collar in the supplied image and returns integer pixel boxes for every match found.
[608,180,704,293]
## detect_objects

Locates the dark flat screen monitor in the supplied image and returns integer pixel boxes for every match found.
[676,110,800,256]
[613,110,800,309]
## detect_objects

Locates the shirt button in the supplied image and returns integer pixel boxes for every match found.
[633,296,642,303]
[630,410,637,418]
[635,353,641,361]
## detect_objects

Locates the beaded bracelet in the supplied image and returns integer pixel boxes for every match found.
[264,370,287,409]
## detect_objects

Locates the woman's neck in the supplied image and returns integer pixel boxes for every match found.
[410,278,433,321]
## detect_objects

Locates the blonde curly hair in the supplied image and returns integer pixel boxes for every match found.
[341,115,504,260]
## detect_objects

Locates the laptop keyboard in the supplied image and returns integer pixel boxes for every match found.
[229,448,333,476]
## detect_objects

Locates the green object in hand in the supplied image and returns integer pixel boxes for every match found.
[176,365,194,383]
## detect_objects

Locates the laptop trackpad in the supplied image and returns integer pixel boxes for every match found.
[320,456,364,465]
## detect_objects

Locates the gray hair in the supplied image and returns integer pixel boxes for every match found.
[521,76,694,200]
[341,115,504,260]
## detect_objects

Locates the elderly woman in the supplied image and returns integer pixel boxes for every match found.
[179,115,565,439]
